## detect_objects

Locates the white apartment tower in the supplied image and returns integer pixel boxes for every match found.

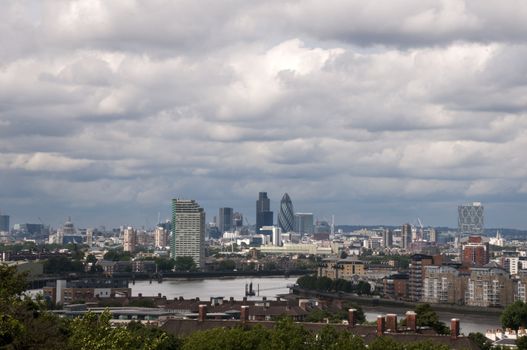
[155,226,168,249]
[123,227,137,252]
[171,199,205,269]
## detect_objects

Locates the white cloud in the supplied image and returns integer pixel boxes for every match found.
[2,1,527,228]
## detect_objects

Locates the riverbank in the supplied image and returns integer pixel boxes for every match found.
[291,287,503,317]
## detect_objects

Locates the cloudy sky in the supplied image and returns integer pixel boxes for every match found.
[2,1,527,230]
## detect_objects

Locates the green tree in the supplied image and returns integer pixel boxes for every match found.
[104,250,132,261]
[174,256,196,271]
[155,257,176,271]
[218,259,236,271]
[126,321,180,350]
[468,332,493,350]
[67,244,85,260]
[316,276,333,291]
[86,254,97,264]
[415,303,449,335]
[334,302,366,324]
[333,278,353,292]
[517,335,527,350]
[68,310,173,350]
[501,300,527,331]
[305,308,332,323]
[356,281,371,295]
[0,264,68,349]
[44,256,84,274]
[314,325,365,350]
[297,274,317,289]
[405,340,450,350]
[269,317,312,350]
[368,336,404,350]
[0,263,28,301]
[181,325,269,350]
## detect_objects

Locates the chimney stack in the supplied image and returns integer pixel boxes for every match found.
[240,305,249,323]
[451,319,460,340]
[348,309,357,328]
[198,304,207,322]
[386,314,397,332]
[377,315,385,336]
[406,311,416,332]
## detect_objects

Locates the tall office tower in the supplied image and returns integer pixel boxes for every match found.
[155,226,168,248]
[294,213,314,235]
[278,193,294,233]
[137,230,148,246]
[123,227,137,252]
[458,202,484,235]
[218,207,233,233]
[0,213,9,232]
[402,223,412,249]
[428,228,437,243]
[383,229,393,248]
[233,212,243,228]
[171,199,205,269]
[256,192,273,232]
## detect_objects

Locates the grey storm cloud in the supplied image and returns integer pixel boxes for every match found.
[1,0,527,229]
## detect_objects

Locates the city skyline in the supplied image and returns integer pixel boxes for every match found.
[1,195,520,232]
[2,2,527,229]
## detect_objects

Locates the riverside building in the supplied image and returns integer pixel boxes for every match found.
[171,199,205,269]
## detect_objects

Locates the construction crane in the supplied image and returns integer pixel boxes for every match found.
[417,217,424,241]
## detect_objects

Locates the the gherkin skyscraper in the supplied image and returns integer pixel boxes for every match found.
[278,193,294,233]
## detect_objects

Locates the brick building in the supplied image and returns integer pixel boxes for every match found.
[462,236,490,267]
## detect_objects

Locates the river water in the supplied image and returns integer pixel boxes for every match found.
[132,276,297,300]
[132,277,501,334]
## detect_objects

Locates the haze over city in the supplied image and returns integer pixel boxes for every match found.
[2,1,527,229]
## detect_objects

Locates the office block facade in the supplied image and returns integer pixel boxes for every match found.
[422,265,467,304]
[171,199,205,268]
[458,202,484,235]
[465,267,513,307]
[256,192,273,232]
[294,213,314,234]
[218,207,233,233]
[402,223,412,249]
[0,214,9,232]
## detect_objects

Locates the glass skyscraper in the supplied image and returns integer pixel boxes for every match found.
[278,193,294,233]
[256,192,273,232]
[0,214,9,232]
[294,213,314,234]
[218,207,233,233]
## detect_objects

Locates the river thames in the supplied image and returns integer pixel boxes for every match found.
[132,276,501,334]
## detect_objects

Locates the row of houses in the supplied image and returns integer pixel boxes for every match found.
[50,292,479,349]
